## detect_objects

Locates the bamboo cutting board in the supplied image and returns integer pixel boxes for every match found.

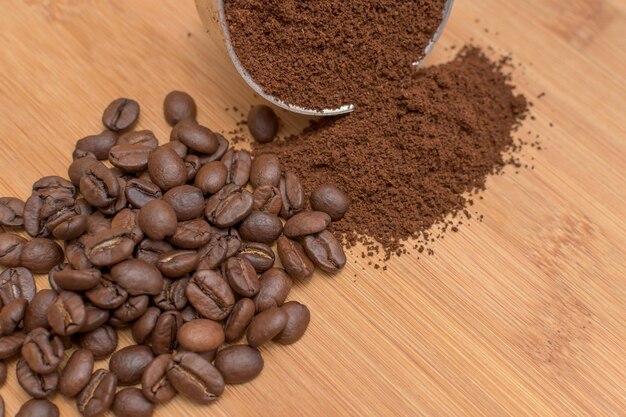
[0,0,625,416]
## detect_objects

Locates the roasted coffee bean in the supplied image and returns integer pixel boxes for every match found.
[147,146,187,191]
[250,153,281,188]
[237,242,275,273]
[65,238,93,271]
[213,226,241,257]
[142,353,176,403]
[112,387,155,417]
[50,266,101,291]
[248,105,279,143]
[239,211,283,244]
[0,233,26,267]
[111,208,144,243]
[168,218,212,249]
[32,175,76,196]
[162,139,188,159]
[77,369,117,417]
[46,291,86,336]
[254,268,293,312]
[100,175,128,216]
[222,256,259,297]
[283,211,331,238]
[117,130,159,149]
[177,319,224,352]
[135,239,173,266]
[277,235,315,280]
[16,357,58,398]
[86,211,111,235]
[85,276,128,310]
[215,345,264,384]
[0,197,25,227]
[15,399,59,417]
[80,161,120,208]
[59,349,94,397]
[224,298,255,343]
[111,259,164,296]
[151,311,182,355]
[163,185,205,221]
[75,130,118,160]
[180,305,201,323]
[0,332,26,359]
[199,133,229,164]
[50,206,88,241]
[186,270,234,321]
[109,144,152,173]
[125,178,162,209]
[23,192,75,238]
[21,328,64,373]
[47,264,65,293]
[80,305,110,333]
[182,154,200,181]
[222,149,251,186]
[68,156,98,186]
[246,306,288,347]
[23,290,56,332]
[0,360,6,386]
[252,185,282,215]
[194,161,228,194]
[19,238,64,274]
[84,228,135,267]
[302,229,346,272]
[174,123,219,155]
[73,148,96,160]
[80,325,117,360]
[157,250,198,278]
[0,267,36,304]
[153,278,188,311]
[109,345,155,386]
[279,171,305,219]
[196,235,228,270]
[131,307,160,345]
[103,98,140,131]
[275,301,311,344]
[205,184,253,228]
[0,298,27,335]
[310,183,350,221]
[113,295,149,323]
[167,351,224,403]
[138,200,178,240]
[164,91,197,126]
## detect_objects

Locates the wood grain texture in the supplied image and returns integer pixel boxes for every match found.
[0,0,624,416]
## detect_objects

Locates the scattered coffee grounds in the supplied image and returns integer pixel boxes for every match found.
[224,0,447,110]
[256,47,528,256]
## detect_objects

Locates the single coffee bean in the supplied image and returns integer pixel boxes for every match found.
[135,239,173,266]
[277,235,315,280]
[16,358,58,398]
[138,199,178,240]
[125,178,162,209]
[252,185,283,215]
[250,153,281,188]
[113,295,149,323]
[0,233,26,268]
[0,332,26,359]
[86,211,112,235]
[175,123,219,155]
[199,133,229,164]
[196,235,228,271]
[23,289,56,332]
[80,161,120,208]
[51,266,101,291]
[21,328,64,373]
[162,139,188,159]
[85,276,128,310]
[275,301,311,344]
[131,307,160,345]
[59,349,94,397]
[111,259,164,296]
[167,351,224,403]
[0,267,36,304]
[221,149,252,186]
[0,298,27,335]
[103,98,140,131]
[254,268,293,312]
[222,256,260,297]
[310,183,350,221]
[147,146,187,191]
[248,105,279,143]
[117,130,159,149]
[180,305,201,323]
[224,298,255,343]
[246,306,287,347]
[112,387,155,417]
[279,171,305,219]
[80,305,110,333]
[236,242,275,273]
[77,369,117,417]
[0,360,6,386]
[215,345,264,384]
[153,277,189,311]
[109,144,152,173]
[302,229,346,273]
[46,291,86,336]
[194,161,228,194]
[46,263,65,293]
[184,154,202,181]
[111,208,144,243]
[0,197,25,227]
[177,319,224,352]
[142,353,176,404]
[151,311,182,355]
[80,325,117,360]
[32,175,76,196]
[213,226,241,257]
[168,218,212,249]
[156,250,199,278]
[109,345,155,386]
[84,228,135,267]
[205,184,253,228]
[163,185,205,221]
[23,191,75,238]
[19,238,64,274]
[75,130,118,160]
[15,399,59,417]
[65,238,93,271]
[283,211,331,238]
[68,156,98,186]
[185,270,234,321]
[239,211,283,244]
[164,91,197,126]
[50,206,88,241]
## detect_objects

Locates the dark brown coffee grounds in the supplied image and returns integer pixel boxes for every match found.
[255,47,528,256]
[224,0,447,110]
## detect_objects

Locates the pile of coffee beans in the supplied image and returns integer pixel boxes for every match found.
[0,92,348,416]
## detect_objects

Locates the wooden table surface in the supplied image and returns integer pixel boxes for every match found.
[1,0,625,416]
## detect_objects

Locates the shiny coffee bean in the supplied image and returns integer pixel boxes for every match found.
[111,208,144,243]
[246,306,288,347]
[131,307,160,345]
[237,242,275,273]
[47,291,86,336]
[68,156,98,186]
[0,197,25,227]
[125,178,162,209]
[80,325,117,360]
[85,277,128,310]
[80,161,120,208]
[31,175,76,196]
[20,238,64,274]
[194,161,228,194]
[0,298,27,335]
[167,351,224,403]
[84,228,135,267]
[23,290,56,332]
[50,206,88,241]
[199,134,229,164]
[151,311,182,355]
[65,238,92,271]
[279,171,305,219]
[222,256,260,297]
[80,305,110,333]
[153,278,188,311]
[142,353,176,404]
[147,146,187,191]
[186,270,234,321]
[302,229,346,273]
[163,185,205,221]
[162,140,188,159]
[213,226,241,257]
[283,211,331,238]
[138,200,178,240]
[196,235,228,270]
[157,250,199,278]
[0,267,36,304]
[224,298,255,343]
[0,332,26,359]
[51,266,101,291]
[221,149,251,186]
[16,357,58,398]
[109,345,155,386]
[250,153,281,188]
[168,218,212,249]
[59,349,94,397]
[310,183,350,221]
[164,91,197,126]
[205,184,253,228]
[23,191,75,238]
[77,369,117,417]
[239,211,283,244]
[21,328,64,373]
[118,130,159,149]
[254,268,293,312]
[184,154,201,181]
[248,105,279,143]
[135,239,173,266]
[0,233,25,268]
[177,319,224,352]
[252,185,282,215]
[112,387,155,417]
[109,144,152,173]
[15,399,59,417]
[175,123,219,155]
[275,301,311,344]
[113,295,149,323]
[277,235,315,280]
[111,259,164,296]
[86,211,111,235]
[102,98,140,131]
[215,345,264,384]
[75,130,118,160]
